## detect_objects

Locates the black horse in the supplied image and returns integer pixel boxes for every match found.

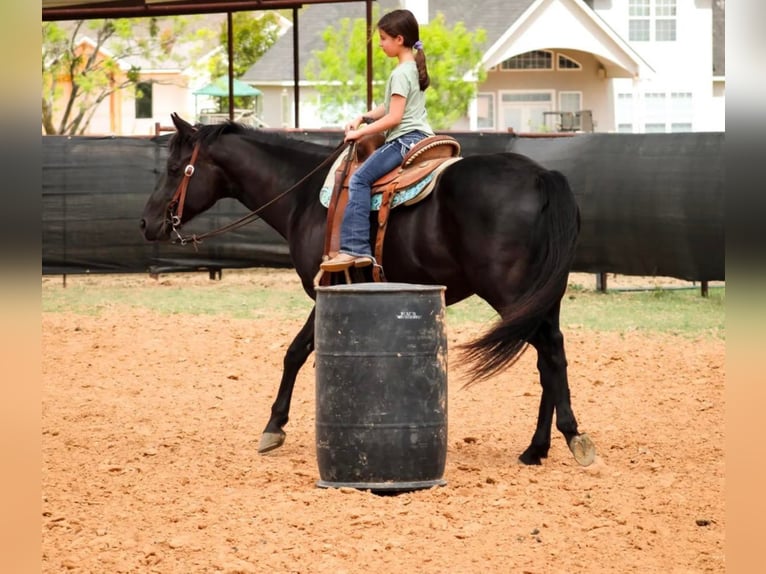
[141,113,595,466]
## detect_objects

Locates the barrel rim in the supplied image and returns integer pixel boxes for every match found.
[316,282,446,293]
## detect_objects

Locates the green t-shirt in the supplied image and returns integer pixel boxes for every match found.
[384,60,434,142]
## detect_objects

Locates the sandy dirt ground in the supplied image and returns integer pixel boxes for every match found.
[42,271,724,573]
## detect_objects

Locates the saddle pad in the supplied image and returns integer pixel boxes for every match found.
[319,152,461,211]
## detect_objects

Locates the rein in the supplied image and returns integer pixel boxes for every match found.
[169,139,352,247]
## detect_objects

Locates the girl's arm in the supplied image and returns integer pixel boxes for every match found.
[346,96,406,142]
[346,104,386,131]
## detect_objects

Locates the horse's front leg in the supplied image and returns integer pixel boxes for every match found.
[521,304,595,466]
[258,307,316,453]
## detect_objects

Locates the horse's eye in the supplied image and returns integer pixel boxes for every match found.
[168,164,182,176]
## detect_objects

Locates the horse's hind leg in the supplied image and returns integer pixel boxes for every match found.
[258,307,316,453]
[522,302,595,466]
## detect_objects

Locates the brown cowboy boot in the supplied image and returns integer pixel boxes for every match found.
[320,252,374,272]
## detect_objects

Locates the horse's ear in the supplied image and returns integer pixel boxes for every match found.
[171,113,194,137]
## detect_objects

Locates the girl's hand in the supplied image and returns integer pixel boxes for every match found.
[344,127,364,143]
[344,116,363,134]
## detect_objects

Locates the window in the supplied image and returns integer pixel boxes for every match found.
[500,91,554,133]
[281,89,291,127]
[655,19,676,41]
[670,123,692,133]
[629,19,650,42]
[644,123,666,133]
[502,92,552,103]
[498,51,580,72]
[559,92,581,113]
[476,93,495,130]
[135,82,153,119]
[500,50,553,71]
[557,54,582,70]
[639,91,693,133]
[670,92,692,115]
[670,92,693,131]
[616,92,634,130]
[629,0,676,42]
[644,92,666,120]
[629,0,650,41]
[655,0,677,41]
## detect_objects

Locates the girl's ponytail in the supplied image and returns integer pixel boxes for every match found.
[414,40,430,91]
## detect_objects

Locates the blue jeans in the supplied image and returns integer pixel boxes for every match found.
[339,131,428,257]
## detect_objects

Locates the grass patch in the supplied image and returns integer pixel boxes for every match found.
[563,286,724,338]
[447,286,724,339]
[42,273,724,339]
[42,277,313,320]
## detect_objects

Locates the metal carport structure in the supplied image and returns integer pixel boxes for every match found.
[42,0,376,126]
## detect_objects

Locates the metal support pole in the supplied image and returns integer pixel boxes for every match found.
[293,7,300,127]
[227,12,235,120]
[366,0,373,110]
[596,272,607,292]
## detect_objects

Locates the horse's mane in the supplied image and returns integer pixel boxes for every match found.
[169,120,337,160]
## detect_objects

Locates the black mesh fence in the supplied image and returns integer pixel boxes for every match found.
[42,131,724,281]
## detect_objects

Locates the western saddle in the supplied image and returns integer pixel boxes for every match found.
[315,133,461,286]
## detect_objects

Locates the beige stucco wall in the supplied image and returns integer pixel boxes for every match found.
[476,49,613,132]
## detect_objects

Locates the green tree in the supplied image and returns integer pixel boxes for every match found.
[210,11,282,78]
[207,12,282,111]
[42,17,207,135]
[306,12,486,129]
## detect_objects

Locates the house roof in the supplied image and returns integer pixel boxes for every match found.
[240,0,652,84]
[481,0,653,79]
[241,0,535,83]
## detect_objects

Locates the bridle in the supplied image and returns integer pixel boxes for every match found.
[166,137,351,247]
[167,142,200,233]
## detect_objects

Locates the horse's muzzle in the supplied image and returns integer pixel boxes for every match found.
[139,217,170,241]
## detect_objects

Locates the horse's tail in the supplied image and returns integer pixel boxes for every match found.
[461,168,580,384]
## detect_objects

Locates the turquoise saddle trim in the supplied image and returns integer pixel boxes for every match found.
[319,173,434,211]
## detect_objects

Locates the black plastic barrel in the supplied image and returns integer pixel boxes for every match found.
[314,282,448,493]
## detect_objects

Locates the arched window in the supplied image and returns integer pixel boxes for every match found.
[497,51,582,72]
[500,50,553,71]
[557,54,582,70]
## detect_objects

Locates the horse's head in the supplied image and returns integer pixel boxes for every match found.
[140,113,230,241]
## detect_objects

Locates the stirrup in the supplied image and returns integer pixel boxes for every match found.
[313,254,376,287]
[314,254,353,287]
[313,267,353,287]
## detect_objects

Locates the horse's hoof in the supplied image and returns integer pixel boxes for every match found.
[258,431,286,454]
[568,433,596,466]
[518,447,546,465]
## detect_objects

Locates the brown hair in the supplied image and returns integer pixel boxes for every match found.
[377,9,430,91]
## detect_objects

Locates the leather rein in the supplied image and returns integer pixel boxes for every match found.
[168,139,351,247]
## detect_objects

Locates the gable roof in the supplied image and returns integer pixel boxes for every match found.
[241,0,651,84]
[482,0,653,78]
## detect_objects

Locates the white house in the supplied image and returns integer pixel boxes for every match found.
[240,0,725,133]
